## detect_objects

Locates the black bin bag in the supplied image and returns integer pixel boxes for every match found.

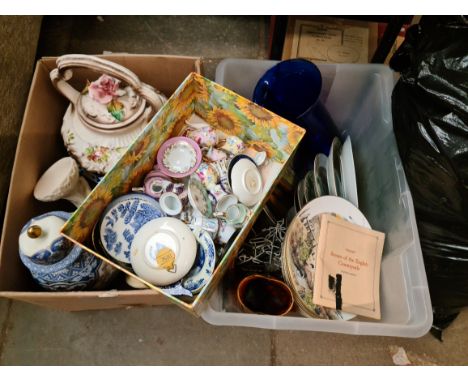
[390,16,468,338]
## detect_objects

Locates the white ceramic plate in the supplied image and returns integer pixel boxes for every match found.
[340,136,359,207]
[313,153,329,197]
[181,229,216,294]
[130,217,197,286]
[326,138,343,197]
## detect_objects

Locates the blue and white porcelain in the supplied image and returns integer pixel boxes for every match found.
[182,228,216,294]
[98,193,166,265]
[19,211,115,291]
[18,211,73,265]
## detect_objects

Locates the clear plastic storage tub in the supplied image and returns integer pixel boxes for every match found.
[201,58,432,338]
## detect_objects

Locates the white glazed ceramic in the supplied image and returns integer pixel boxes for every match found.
[98,193,166,264]
[340,136,359,207]
[34,157,91,208]
[19,211,73,265]
[326,137,343,197]
[130,217,197,286]
[51,54,167,174]
[243,147,267,166]
[313,153,329,197]
[181,228,216,293]
[224,203,248,228]
[189,210,219,238]
[188,176,213,217]
[215,194,238,213]
[125,274,149,289]
[215,221,237,245]
[230,158,263,207]
[159,192,183,216]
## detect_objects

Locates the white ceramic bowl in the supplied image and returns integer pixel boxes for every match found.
[130,217,197,286]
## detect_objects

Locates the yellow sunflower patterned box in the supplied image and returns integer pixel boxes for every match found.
[61,72,305,316]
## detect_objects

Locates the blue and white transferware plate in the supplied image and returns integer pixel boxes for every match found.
[98,193,166,264]
[182,228,216,294]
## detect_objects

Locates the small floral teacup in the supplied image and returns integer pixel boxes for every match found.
[218,135,245,156]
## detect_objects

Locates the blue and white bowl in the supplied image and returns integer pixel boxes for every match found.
[97,193,166,265]
[182,228,216,294]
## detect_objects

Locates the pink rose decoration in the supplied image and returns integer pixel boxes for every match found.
[88,74,120,104]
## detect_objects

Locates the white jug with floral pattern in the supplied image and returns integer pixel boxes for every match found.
[50,54,167,174]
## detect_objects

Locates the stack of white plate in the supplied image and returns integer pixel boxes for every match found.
[290,136,358,220]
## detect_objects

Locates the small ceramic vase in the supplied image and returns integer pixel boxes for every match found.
[218,135,245,156]
[19,211,115,291]
[159,192,183,216]
[34,157,91,208]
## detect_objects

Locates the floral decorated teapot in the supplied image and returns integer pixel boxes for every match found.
[50,54,167,175]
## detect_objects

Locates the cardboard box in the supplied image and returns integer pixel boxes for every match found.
[62,72,305,316]
[0,54,202,311]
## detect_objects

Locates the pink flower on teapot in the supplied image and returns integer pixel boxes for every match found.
[186,126,218,148]
[88,74,120,104]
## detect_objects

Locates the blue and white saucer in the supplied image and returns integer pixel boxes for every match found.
[98,193,166,264]
[182,228,216,294]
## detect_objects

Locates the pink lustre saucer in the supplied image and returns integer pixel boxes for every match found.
[157,137,202,179]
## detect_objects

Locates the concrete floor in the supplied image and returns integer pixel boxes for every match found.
[1,16,468,365]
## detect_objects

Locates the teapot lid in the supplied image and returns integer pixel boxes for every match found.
[78,75,146,130]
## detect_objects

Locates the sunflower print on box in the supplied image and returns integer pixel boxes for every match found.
[61,72,305,315]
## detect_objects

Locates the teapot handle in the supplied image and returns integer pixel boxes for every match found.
[49,54,166,112]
